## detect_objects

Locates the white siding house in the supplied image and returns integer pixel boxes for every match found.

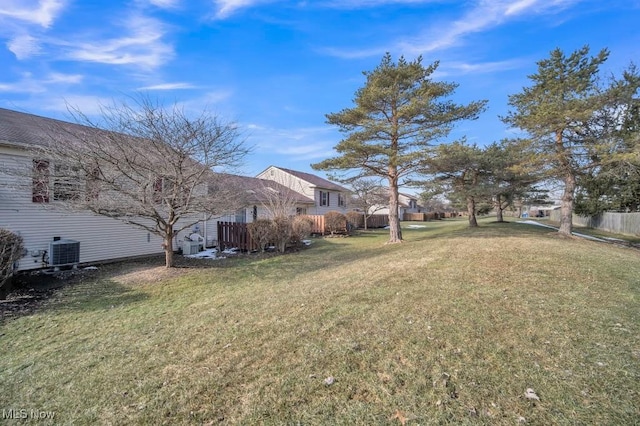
[0,108,223,270]
[0,141,169,271]
[256,166,349,216]
[1,109,335,271]
[369,192,423,218]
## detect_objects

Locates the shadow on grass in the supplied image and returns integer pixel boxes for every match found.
[45,279,150,313]
[1,272,150,322]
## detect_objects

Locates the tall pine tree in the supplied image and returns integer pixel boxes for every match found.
[503,46,639,235]
[312,54,486,242]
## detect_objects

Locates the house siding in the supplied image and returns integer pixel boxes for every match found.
[0,149,213,270]
[256,166,315,200]
[256,166,348,216]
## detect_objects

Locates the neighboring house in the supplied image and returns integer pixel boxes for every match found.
[256,166,350,215]
[214,174,316,224]
[0,108,174,271]
[370,192,423,219]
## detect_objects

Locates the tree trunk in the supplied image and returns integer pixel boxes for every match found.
[364,213,368,230]
[164,227,174,268]
[558,173,576,236]
[387,181,403,243]
[495,194,504,222]
[556,129,574,236]
[467,195,478,227]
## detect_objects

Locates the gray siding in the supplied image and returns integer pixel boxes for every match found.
[257,166,348,215]
[1,148,196,270]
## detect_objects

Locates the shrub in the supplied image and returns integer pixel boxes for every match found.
[324,211,347,236]
[247,219,274,252]
[271,216,292,253]
[1,228,24,299]
[345,211,363,232]
[290,216,314,247]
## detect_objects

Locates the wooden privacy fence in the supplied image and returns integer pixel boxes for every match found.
[304,213,389,231]
[549,211,640,236]
[403,212,459,221]
[365,214,389,228]
[217,221,257,251]
[218,214,395,250]
[302,215,326,234]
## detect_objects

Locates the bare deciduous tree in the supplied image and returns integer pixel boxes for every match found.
[31,97,249,267]
[344,177,388,230]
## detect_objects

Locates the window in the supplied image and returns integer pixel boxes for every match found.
[319,191,329,206]
[338,193,346,207]
[32,160,97,203]
[296,207,307,215]
[235,208,246,223]
[53,164,81,201]
[32,160,50,203]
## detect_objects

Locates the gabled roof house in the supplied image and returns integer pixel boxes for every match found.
[368,192,423,218]
[256,166,350,215]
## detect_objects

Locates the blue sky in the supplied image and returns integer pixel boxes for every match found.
[1,0,639,179]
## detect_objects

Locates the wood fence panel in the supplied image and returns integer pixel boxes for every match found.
[217,222,257,251]
[403,213,426,221]
[548,211,640,236]
[301,215,325,234]
[366,214,389,228]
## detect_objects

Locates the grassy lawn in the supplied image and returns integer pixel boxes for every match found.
[1,218,639,425]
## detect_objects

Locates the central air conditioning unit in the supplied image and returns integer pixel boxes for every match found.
[49,239,80,267]
[183,240,201,255]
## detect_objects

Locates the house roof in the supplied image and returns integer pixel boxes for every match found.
[218,174,315,205]
[0,107,91,149]
[268,166,348,192]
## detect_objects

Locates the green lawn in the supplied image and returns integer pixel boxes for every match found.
[1,218,639,425]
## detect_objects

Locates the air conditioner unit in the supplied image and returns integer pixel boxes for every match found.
[49,239,80,267]
[183,240,201,255]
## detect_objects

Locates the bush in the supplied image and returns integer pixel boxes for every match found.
[345,211,363,232]
[271,216,292,253]
[290,216,313,246]
[1,228,24,299]
[247,219,274,252]
[324,211,347,236]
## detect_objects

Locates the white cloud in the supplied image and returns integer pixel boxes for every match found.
[400,0,583,55]
[0,71,83,93]
[64,15,174,69]
[45,72,83,84]
[0,0,66,28]
[148,0,180,8]
[323,0,583,58]
[322,0,442,8]
[248,124,338,161]
[49,95,113,116]
[212,0,444,18]
[435,58,530,76]
[7,34,41,59]
[213,0,265,19]
[505,0,538,16]
[136,82,196,90]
